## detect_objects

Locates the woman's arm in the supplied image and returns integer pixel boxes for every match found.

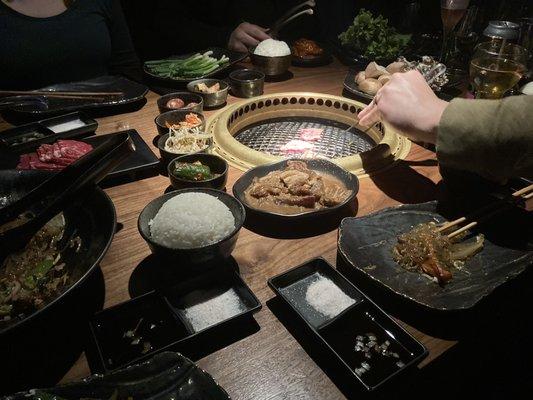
[358,71,533,181]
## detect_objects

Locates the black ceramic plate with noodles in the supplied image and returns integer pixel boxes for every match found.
[143,47,248,84]
[337,201,533,311]
[2,352,231,400]
[0,170,116,335]
[232,158,358,238]
[1,76,148,119]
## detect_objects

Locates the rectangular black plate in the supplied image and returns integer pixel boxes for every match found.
[84,130,160,188]
[268,257,427,391]
[337,201,533,311]
[0,129,159,188]
[143,47,247,85]
[0,112,97,152]
[88,268,261,373]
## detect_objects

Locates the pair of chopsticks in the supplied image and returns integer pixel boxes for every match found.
[0,90,124,101]
[437,183,533,239]
[268,0,315,37]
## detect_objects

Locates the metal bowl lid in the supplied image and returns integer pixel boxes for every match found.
[483,20,520,40]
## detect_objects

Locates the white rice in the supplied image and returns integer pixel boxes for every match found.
[254,39,291,57]
[149,192,235,249]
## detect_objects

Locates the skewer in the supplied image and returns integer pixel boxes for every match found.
[443,184,533,239]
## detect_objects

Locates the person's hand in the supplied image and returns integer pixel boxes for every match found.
[357,70,449,144]
[228,22,271,53]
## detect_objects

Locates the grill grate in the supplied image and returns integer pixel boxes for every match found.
[233,117,375,158]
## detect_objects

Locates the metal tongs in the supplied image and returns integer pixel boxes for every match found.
[268,0,315,37]
[0,131,134,262]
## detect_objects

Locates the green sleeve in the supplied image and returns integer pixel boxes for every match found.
[436,96,533,182]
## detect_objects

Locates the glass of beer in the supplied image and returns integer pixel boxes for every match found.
[469,42,528,99]
[440,0,470,63]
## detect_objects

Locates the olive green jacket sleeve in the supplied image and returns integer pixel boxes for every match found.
[436,95,533,182]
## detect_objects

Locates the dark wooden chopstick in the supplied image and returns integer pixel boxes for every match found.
[0,90,124,100]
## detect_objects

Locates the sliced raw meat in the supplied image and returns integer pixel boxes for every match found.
[17,139,93,171]
[280,140,314,154]
[299,128,323,141]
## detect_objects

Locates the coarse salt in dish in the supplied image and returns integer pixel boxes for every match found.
[184,288,245,332]
[254,39,291,57]
[305,275,355,318]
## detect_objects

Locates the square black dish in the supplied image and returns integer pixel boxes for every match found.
[268,257,427,391]
[89,263,261,373]
[143,47,248,84]
[337,201,533,311]
[0,112,97,152]
[162,268,262,335]
[89,292,189,372]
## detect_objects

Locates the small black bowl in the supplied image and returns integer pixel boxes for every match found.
[154,110,205,136]
[156,92,204,114]
[168,153,228,191]
[156,133,212,171]
[138,188,245,266]
[232,159,359,238]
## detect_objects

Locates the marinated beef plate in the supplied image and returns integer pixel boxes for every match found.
[244,161,350,215]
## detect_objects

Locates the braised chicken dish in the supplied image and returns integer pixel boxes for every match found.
[244,161,350,215]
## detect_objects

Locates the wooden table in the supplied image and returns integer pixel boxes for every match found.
[10,60,456,398]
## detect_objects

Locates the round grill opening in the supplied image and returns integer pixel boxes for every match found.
[233,117,375,158]
[208,92,410,176]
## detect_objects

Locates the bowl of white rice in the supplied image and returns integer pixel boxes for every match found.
[250,39,292,76]
[138,188,245,265]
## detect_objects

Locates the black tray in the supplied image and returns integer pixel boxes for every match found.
[337,201,533,312]
[0,130,159,187]
[232,159,359,238]
[1,76,148,120]
[3,352,231,400]
[268,258,427,391]
[88,267,261,372]
[0,112,97,152]
[144,47,248,84]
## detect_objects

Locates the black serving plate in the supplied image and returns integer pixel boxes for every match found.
[337,201,533,312]
[144,47,248,84]
[88,267,260,372]
[0,170,116,336]
[1,76,148,120]
[268,258,427,391]
[0,130,159,187]
[343,69,374,104]
[0,112,97,152]
[232,159,358,238]
[343,69,456,103]
[3,352,231,400]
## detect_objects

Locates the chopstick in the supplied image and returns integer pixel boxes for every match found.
[0,90,124,99]
[270,0,315,33]
[440,183,533,239]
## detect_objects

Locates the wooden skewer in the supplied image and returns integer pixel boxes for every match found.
[512,183,533,198]
[443,184,533,239]
[437,216,466,233]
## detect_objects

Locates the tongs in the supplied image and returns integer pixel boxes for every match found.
[0,131,134,261]
[268,0,315,37]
